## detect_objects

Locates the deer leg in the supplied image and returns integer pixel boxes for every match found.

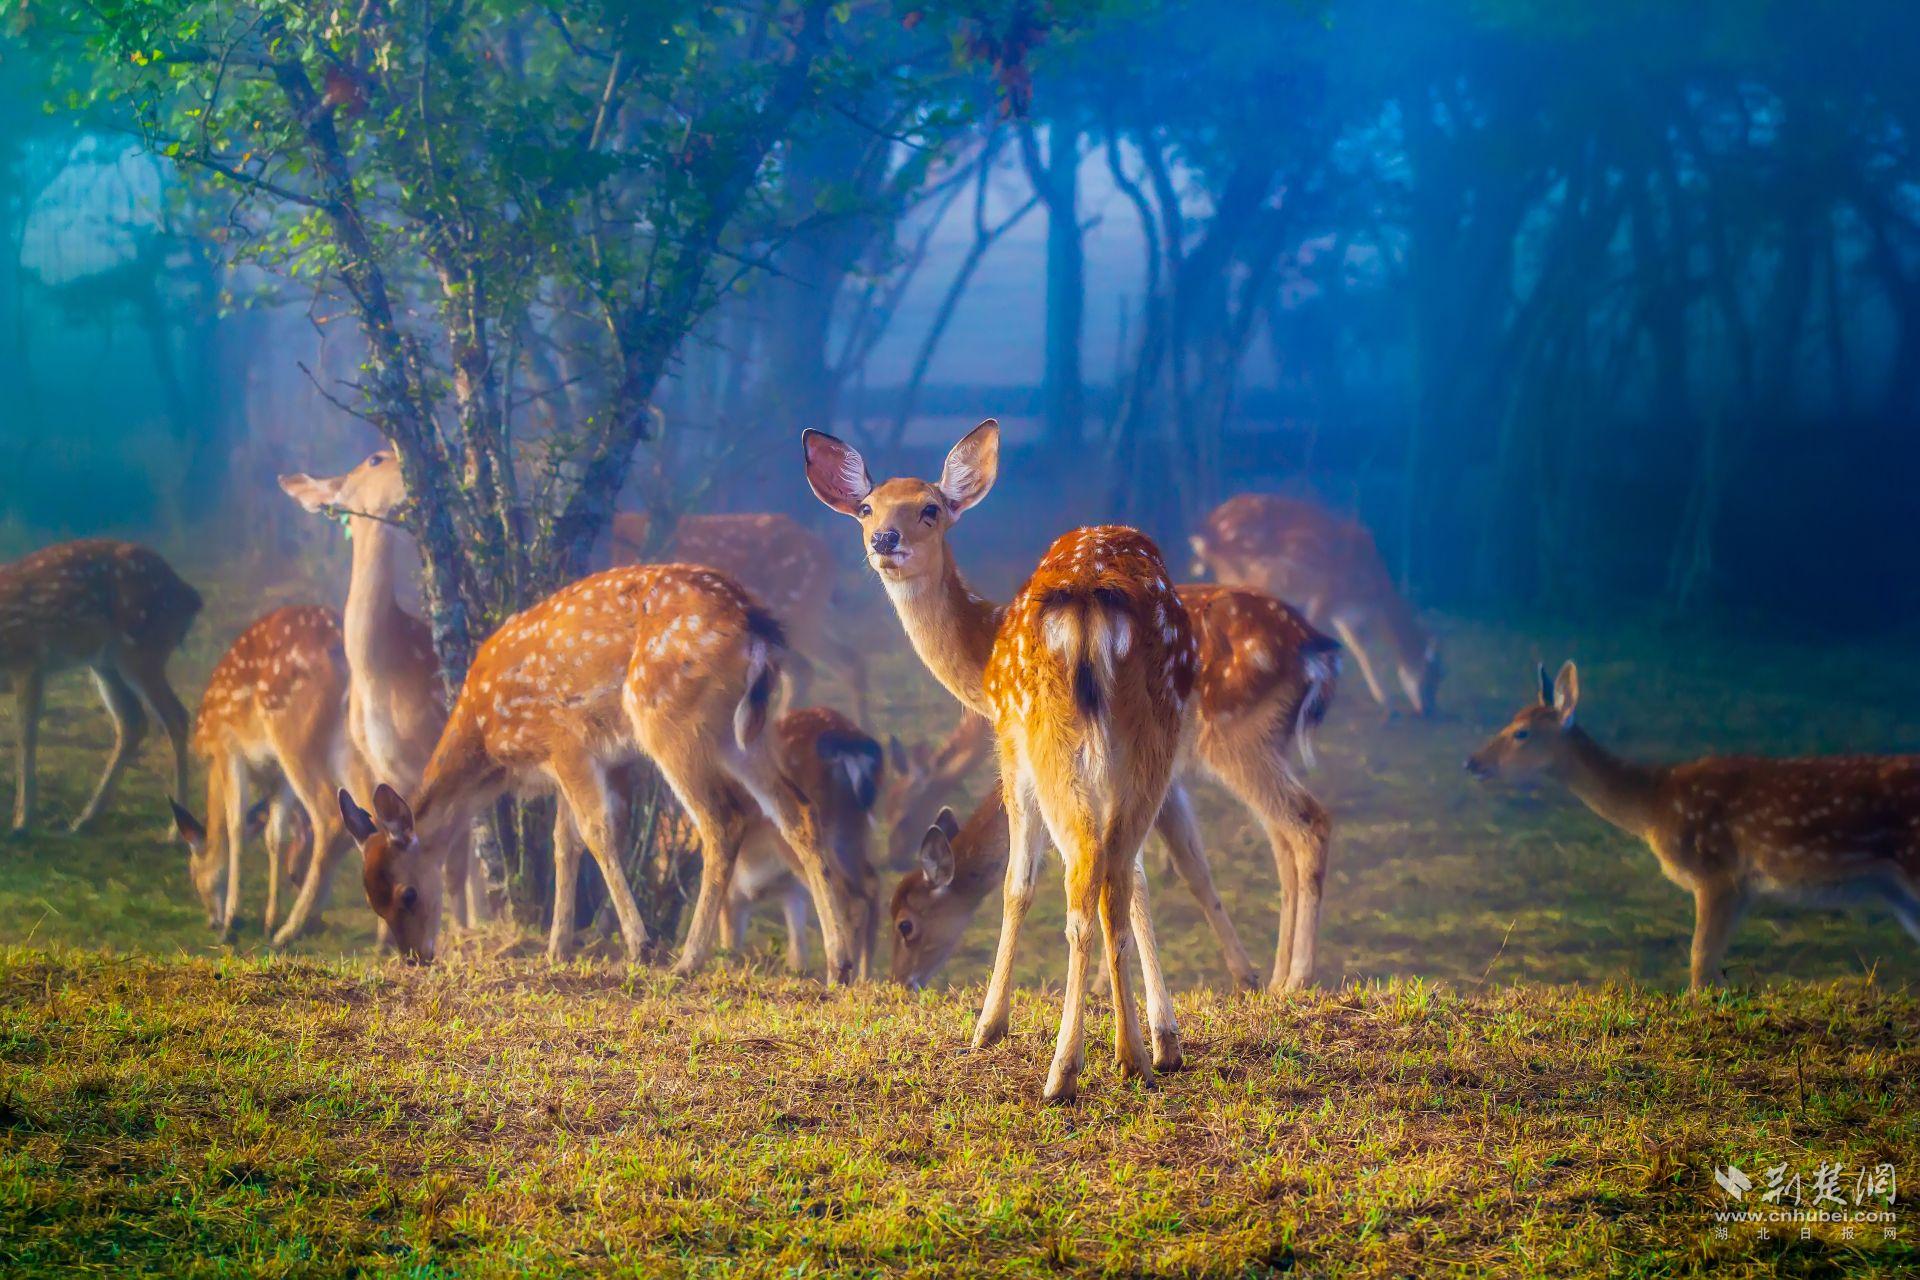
[262,787,301,933]
[665,768,752,977]
[1689,883,1749,991]
[266,719,355,948]
[1153,782,1260,991]
[219,764,249,941]
[973,768,1046,1051]
[10,669,44,834]
[1126,849,1183,1071]
[550,756,648,962]
[1045,855,1099,1104]
[547,802,586,962]
[781,880,813,974]
[1331,619,1391,712]
[1277,785,1331,990]
[725,739,857,985]
[68,666,148,833]
[118,651,191,817]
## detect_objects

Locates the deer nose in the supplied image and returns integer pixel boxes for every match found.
[1464,756,1489,778]
[870,528,901,555]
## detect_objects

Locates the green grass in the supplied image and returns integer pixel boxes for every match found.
[2,583,1918,1274]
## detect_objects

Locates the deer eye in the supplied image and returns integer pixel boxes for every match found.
[896,918,916,940]
[920,503,940,523]
[1512,729,1530,741]
[857,502,873,518]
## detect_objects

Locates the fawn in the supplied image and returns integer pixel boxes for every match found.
[719,707,885,977]
[168,606,366,938]
[610,510,868,722]
[809,423,1338,994]
[280,450,481,946]
[335,564,864,981]
[883,584,1340,991]
[1191,494,1438,717]
[1468,662,1920,989]
[2,539,200,835]
[808,422,1194,1100]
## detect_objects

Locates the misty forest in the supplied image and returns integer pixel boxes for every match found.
[1,2,1917,1276]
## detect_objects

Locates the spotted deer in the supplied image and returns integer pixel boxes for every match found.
[167,606,364,938]
[719,707,885,977]
[1468,662,1920,989]
[610,511,868,722]
[884,584,1340,991]
[334,564,864,981]
[808,423,1194,1101]
[1192,494,1438,717]
[808,422,1339,994]
[279,450,479,946]
[1,539,200,835]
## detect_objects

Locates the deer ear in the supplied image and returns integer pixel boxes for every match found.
[1537,663,1553,707]
[938,419,999,515]
[1552,661,1579,725]
[802,429,873,516]
[371,784,416,846]
[919,818,957,891]
[886,734,908,775]
[278,472,342,514]
[168,797,206,850]
[931,805,962,842]
[338,789,378,847]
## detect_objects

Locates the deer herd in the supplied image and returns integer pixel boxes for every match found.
[3,420,1917,1099]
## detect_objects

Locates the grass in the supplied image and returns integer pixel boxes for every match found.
[3,574,1919,1274]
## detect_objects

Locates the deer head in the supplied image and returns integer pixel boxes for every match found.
[1466,661,1579,782]
[338,784,442,962]
[279,448,409,522]
[803,420,999,587]
[889,807,973,989]
[168,798,230,932]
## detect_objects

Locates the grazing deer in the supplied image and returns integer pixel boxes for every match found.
[720,707,885,977]
[808,421,1194,1101]
[1468,662,1920,989]
[279,450,479,947]
[883,585,1340,992]
[877,710,991,871]
[610,511,868,722]
[1,539,200,835]
[167,606,363,938]
[806,424,1338,992]
[334,564,864,981]
[1191,494,1438,718]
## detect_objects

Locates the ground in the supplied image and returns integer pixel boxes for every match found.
[2,574,1918,1275]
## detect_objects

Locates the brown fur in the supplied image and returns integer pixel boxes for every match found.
[337,564,863,982]
[171,606,363,939]
[1192,494,1437,716]
[0,538,200,834]
[609,511,868,722]
[1469,662,1920,989]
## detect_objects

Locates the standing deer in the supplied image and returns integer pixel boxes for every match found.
[610,511,868,722]
[1,539,200,835]
[167,606,363,938]
[720,706,885,977]
[1191,494,1438,717]
[1468,662,1920,989]
[807,423,1339,994]
[334,564,864,982]
[808,422,1194,1101]
[278,451,479,947]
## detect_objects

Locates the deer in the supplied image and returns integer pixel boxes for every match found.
[1467,662,1920,990]
[278,450,480,947]
[808,422,1197,1101]
[1,539,200,836]
[610,510,868,722]
[333,563,865,982]
[719,706,885,977]
[166,606,366,939]
[807,422,1339,995]
[1190,493,1438,718]
[877,709,991,871]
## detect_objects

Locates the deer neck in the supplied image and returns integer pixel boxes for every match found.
[412,705,503,858]
[879,548,1002,718]
[1553,728,1663,839]
[343,514,416,677]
